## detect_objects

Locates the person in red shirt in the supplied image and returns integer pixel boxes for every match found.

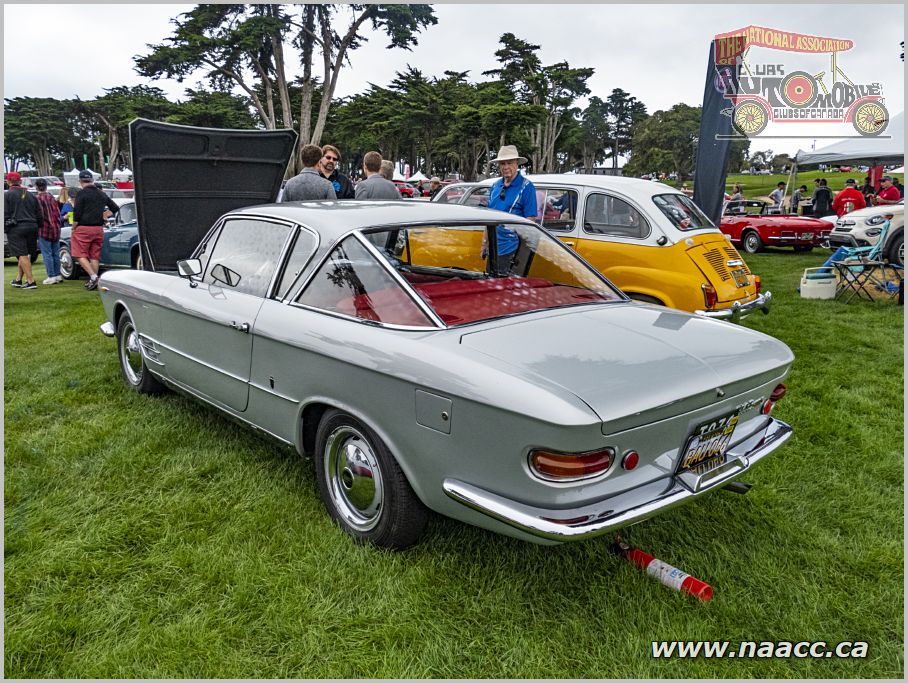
[832,178,867,217]
[875,176,902,205]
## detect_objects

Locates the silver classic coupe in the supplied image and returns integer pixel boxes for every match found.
[97,120,794,549]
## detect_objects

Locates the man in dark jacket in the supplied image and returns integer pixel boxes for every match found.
[811,178,834,217]
[317,144,355,199]
[72,169,119,290]
[5,171,42,289]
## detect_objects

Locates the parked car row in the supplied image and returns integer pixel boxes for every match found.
[96,119,794,550]
[59,199,140,279]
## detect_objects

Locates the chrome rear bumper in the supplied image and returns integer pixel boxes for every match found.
[696,291,772,322]
[443,418,792,542]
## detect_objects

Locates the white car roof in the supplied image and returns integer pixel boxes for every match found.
[465,173,684,202]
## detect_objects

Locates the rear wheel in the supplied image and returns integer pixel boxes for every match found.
[742,231,763,254]
[314,409,428,549]
[627,293,664,306]
[116,314,166,394]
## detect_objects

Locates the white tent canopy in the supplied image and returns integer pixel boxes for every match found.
[890,165,905,174]
[392,169,407,181]
[112,167,133,180]
[794,111,904,166]
[407,171,429,182]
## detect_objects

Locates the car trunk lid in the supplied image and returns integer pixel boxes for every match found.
[685,234,757,303]
[459,304,793,432]
[129,119,297,272]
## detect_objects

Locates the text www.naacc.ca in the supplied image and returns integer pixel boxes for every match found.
[652,640,868,659]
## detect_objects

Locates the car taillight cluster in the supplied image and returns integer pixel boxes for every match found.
[529,447,615,481]
[701,283,718,309]
[761,383,787,415]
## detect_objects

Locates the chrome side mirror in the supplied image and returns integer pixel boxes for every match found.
[177,258,202,279]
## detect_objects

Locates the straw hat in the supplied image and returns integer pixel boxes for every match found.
[489,145,527,165]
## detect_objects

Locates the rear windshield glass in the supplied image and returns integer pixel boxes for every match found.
[653,193,713,231]
[362,222,622,326]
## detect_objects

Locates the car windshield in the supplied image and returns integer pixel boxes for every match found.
[355,222,623,326]
[653,193,713,231]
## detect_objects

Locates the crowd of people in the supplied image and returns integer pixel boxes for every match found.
[5,169,120,290]
[787,174,904,217]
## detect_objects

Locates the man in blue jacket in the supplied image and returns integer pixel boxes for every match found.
[483,145,537,276]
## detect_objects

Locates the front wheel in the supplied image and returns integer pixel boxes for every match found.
[116,314,166,394]
[886,233,903,266]
[315,410,428,549]
[742,231,763,254]
[59,244,82,279]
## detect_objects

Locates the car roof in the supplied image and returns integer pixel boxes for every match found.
[457,173,684,199]
[230,200,536,242]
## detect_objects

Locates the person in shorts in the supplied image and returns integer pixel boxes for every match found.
[72,170,119,290]
[4,171,41,289]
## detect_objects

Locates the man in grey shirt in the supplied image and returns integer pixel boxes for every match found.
[281,144,337,201]
[354,151,401,200]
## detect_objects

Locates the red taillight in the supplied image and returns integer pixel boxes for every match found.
[701,283,718,309]
[530,447,614,481]
[754,274,762,294]
[622,450,639,470]
[761,383,787,415]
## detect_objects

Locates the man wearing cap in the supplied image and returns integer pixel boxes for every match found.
[4,171,42,289]
[875,176,901,205]
[428,176,443,199]
[832,179,867,217]
[483,145,537,276]
[72,169,119,290]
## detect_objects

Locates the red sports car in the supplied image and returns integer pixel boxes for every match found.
[393,181,416,198]
[721,200,833,253]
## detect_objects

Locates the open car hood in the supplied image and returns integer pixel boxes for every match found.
[129,119,297,271]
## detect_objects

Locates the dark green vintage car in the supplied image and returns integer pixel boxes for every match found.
[59,199,140,279]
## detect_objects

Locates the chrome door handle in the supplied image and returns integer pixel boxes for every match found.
[228,321,250,333]
[562,240,576,246]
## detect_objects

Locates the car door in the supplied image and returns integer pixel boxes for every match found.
[156,216,295,412]
[102,202,138,267]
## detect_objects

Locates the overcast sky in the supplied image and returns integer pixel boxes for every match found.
[3,3,905,157]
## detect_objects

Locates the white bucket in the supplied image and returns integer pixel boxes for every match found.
[800,268,837,299]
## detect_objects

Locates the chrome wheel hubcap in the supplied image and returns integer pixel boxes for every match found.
[324,426,384,531]
[120,323,143,384]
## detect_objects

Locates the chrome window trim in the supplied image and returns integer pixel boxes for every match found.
[353,231,447,328]
[274,222,321,302]
[531,185,582,233]
[289,301,447,332]
[581,190,653,240]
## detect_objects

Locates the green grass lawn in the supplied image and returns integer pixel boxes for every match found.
[668,170,904,199]
[4,253,904,678]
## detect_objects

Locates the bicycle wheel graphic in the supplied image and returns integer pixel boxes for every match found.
[852,101,888,137]
[733,101,769,136]
[780,71,817,108]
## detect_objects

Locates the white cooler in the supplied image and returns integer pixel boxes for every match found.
[799,267,837,299]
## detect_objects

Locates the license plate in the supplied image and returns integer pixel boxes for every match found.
[731,268,750,288]
[801,232,814,240]
[677,411,740,475]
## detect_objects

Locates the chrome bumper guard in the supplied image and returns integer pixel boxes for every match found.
[695,291,772,322]
[443,418,792,542]
[100,321,115,337]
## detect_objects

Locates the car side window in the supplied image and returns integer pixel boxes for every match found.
[117,203,137,224]
[296,235,433,326]
[274,228,318,299]
[583,193,650,239]
[203,218,292,298]
[436,187,464,204]
[465,187,490,208]
[537,188,578,232]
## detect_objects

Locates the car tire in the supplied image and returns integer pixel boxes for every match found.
[793,245,814,252]
[116,314,166,394]
[314,409,429,550]
[59,245,82,279]
[742,231,763,254]
[886,232,903,266]
[627,293,664,306]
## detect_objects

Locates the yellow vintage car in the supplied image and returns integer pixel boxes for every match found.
[434,174,771,321]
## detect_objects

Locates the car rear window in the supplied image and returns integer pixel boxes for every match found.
[653,193,713,231]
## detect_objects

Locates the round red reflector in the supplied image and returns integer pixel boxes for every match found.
[622,451,639,470]
[761,399,774,415]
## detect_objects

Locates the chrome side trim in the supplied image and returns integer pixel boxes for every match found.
[443,418,792,542]
[695,290,772,322]
[151,338,247,382]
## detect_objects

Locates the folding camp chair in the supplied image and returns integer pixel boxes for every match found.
[831,217,903,303]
